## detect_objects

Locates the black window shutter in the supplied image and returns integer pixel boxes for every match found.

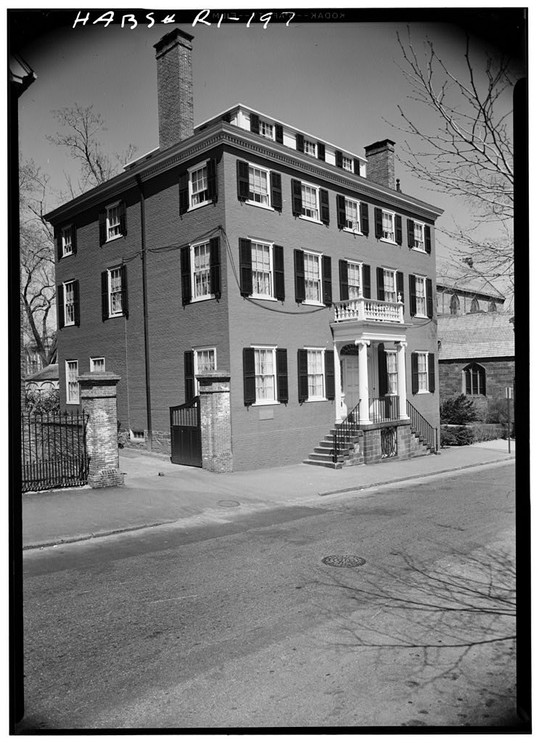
[325,350,335,400]
[73,280,80,326]
[425,225,432,254]
[179,171,189,214]
[362,264,371,298]
[101,271,109,321]
[378,343,388,396]
[207,158,217,203]
[376,267,385,300]
[275,124,283,144]
[180,246,192,305]
[411,353,419,394]
[395,215,402,245]
[119,201,127,236]
[294,249,305,303]
[322,255,332,306]
[209,237,221,299]
[317,142,325,161]
[291,179,302,216]
[374,207,383,239]
[71,226,77,255]
[239,238,253,297]
[339,260,349,301]
[296,133,304,152]
[276,348,288,403]
[243,348,256,405]
[57,284,64,329]
[270,172,282,211]
[320,189,330,225]
[360,202,369,235]
[426,278,433,318]
[184,351,195,401]
[99,210,107,245]
[250,113,260,134]
[409,274,417,316]
[353,158,360,175]
[396,271,404,307]
[273,245,285,301]
[407,219,415,248]
[297,349,308,403]
[55,227,62,260]
[335,150,343,169]
[237,160,250,201]
[336,194,346,230]
[121,264,129,318]
[428,353,435,392]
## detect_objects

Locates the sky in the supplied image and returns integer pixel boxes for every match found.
[13,6,525,279]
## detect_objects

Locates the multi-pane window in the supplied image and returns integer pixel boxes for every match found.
[61,226,73,257]
[347,262,363,299]
[259,120,274,140]
[90,357,105,372]
[415,276,427,316]
[108,268,123,316]
[342,155,353,172]
[383,269,397,303]
[189,163,209,207]
[63,281,76,326]
[307,349,325,400]
[65,360,79,404]
[450,294,460,315]
[417,352,429,392]
[192,242,212,300]
[301,184,319,220]
[463,363,486,395]
[304,139,317,156]
[106,204,121,240]
[382,210,395,241]
[413,221,425,250]
[194,347,216,394]
[248,165,270,206]
[344,198,361,232]
[251,241,272,297]
[386,351,398,395]
[304,252,322,303]
[254,347,276,402]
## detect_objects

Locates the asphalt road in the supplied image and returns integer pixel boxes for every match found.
[19,462,517,731]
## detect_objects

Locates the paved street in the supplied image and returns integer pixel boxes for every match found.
[19,461,517,731]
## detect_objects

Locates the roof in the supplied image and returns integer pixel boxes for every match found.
[25,364,59,382]
[436,270,505,301]
[438,314,514,360]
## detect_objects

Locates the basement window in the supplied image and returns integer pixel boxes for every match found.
[130,430,146,441]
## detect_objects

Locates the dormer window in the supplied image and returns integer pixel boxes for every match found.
[342,155,353,172]
[304,139,317,157]
[259,120,274,140]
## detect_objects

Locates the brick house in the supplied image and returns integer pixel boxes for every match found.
[46,28,443,471]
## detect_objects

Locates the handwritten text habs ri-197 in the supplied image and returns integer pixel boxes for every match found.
[72,10,296,30]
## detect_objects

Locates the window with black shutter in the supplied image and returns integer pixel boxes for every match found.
[207,158,217,203]
[209,237,221,300]
[99,211,107,246]
[411,353,419,394]
[237,160,250,201]
[270,172,282,211]
[73,280,80,325]
[294,249,305,303]
[322,255,332,306]
[362,264,371,298]
[425,225,432,254]
[296,133,304,152]
[273,245,285,301]
[250,113,260,134]
[243,348,256,405]
[396,271,404,307]
[180,245,192,305]
[179,171,189,214]
[353,158,360,175]
[428,353,435,392]
[119,202,127,237]
[317,142,325,161]
[320,189,330,225]
[426,278,433,318]
[276,348,288,403]
[120,264,128,319]
[184,351,195,401]
[291,179,303,217]
[239,238,253,297]
[378,343,388,396]
[374,207,383,239]
[360,202,369,235]
[57,284,64,329]
[55,227,62,260]
[297,349,308,403]
[71,226,77,255]
[407,219,415,248]
[335,150,343,169]
[409,274,417,316]
[325,350,335,400]
[336,195,346,230]
[275,124,283,144]
[339,260,349,301]
[376,267,385,300]
[395,215,402,245]
[101,272,108,321]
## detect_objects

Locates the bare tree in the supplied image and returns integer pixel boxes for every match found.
[394,29,518,295]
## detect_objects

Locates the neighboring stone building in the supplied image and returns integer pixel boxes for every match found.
[438,313,514,420]
[24,363,59,395]
[46,28,443,471]
[437,270,506,316]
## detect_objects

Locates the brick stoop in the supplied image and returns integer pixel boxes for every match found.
[303,426,364,469]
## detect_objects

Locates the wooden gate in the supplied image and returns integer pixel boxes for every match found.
[170,398,202,467]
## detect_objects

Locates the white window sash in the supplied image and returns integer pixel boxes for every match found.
[108,269,123,316]
[254,347,277,403]
[191,243,212,300]
[66,361,79,404]
[189,163,210,207]
[307,349,325,400]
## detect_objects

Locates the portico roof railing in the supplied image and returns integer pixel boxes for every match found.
[333,297,404,324]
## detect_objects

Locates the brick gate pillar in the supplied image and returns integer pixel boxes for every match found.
[197,370,233,473]
[78,372,125,488]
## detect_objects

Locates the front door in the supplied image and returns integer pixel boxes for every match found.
[343,355,359,413]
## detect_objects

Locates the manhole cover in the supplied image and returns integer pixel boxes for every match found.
[217,499,240,508]
[322,555,366,568]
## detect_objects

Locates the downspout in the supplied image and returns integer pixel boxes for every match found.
[136,175,153,450]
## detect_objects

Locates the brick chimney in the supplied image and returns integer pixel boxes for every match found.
[365,139,396,189]
[154,29,194,150]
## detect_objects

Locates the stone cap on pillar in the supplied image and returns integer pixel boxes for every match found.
[196,369,231,391]
[78,371,122,398]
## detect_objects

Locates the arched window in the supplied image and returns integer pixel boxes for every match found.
[449,293,460,315]
[463,363,486,395]
[489,300,498,312]
[470,297,480,313]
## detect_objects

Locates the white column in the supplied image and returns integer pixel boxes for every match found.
[396,340,408,419]
[333,344,343,422]
[356,340,371,424]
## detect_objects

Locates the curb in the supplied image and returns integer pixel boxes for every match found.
[23,520,178,552]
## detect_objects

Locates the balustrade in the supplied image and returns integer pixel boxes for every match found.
[334,297,404,324]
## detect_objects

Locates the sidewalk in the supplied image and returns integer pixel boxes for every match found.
[21,440,515,550]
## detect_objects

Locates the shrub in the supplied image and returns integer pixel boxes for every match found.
[440,394,479,424]
[24,388,60,414]
[440,424,475,447]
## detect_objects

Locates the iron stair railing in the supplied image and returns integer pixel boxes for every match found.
[332,400,362,464]
[406,400,438,452]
